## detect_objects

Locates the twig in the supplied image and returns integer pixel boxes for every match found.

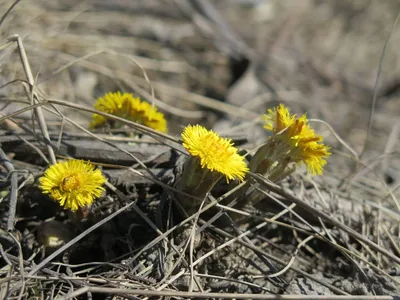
[0,35,56,164]
[5,231,26,300]
[0,97,182,151]
[47,49,257,120]
[310,119,359,165]
[60,286,398,300]
[51,50,204,119]
[360,10,400,159]
[195,191,285,283]
[106,181,204,291]
[5,200,136,297]
[250,173,400,265]
[0,147,18,231]
[27,201,136,276]
[0,0,21,28]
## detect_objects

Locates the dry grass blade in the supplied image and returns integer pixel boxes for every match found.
[0,148,18,231]
[0,35,56,164]
[360,10,400,159]
[60,286,397,299]
[51,50,205,119]
[250,173,400,265]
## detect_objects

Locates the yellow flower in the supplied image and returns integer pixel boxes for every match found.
[262,104,331,175]
[39,160,106,211]
[90,92,167,133]
[182,125,249,182]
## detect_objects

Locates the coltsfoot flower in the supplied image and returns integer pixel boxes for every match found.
[182,125,248,182]
[39,160,106,211]
[262,104,331,175]
[244,104,331,206]
[176,125,249,213]
[90,92,167,133]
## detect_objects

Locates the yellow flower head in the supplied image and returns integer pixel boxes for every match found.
[262,104,331,175]
[90,92,167,133]
[39,160,106,211]
[182,125,249,182]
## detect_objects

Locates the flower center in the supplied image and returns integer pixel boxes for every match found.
[61,174,80,192]
[209,141,223,153]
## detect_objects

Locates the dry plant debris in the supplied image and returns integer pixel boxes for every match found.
[0,1,399,299]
